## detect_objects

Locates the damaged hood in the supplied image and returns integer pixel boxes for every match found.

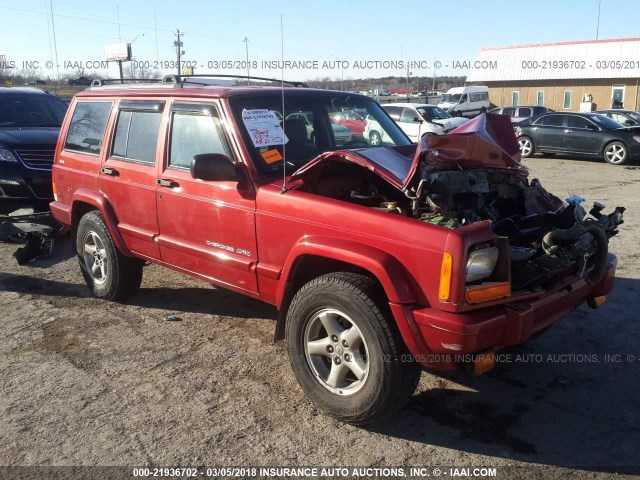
[289,113,527,190]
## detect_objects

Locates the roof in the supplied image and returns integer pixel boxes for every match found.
[467,37,640,82]
[382,103,432,108]
[75,85,363,99]
[0,87,51,95]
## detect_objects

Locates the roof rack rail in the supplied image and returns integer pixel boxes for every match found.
[161,74,309,88]
[90,78,175,88]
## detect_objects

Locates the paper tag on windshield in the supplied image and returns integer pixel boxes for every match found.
[242,109,289,147]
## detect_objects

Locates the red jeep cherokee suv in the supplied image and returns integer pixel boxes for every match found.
[50,77,624,425]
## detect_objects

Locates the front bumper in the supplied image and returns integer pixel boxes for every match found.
[392,254,617,370]
[0,164,53,213]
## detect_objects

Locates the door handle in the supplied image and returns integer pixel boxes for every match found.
[157,178,179,188]
[101,167,119,176]
[564,129,572,133]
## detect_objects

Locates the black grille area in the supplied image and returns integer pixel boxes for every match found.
[15,148,55,170]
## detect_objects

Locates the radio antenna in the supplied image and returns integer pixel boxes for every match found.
[280,14,287,194]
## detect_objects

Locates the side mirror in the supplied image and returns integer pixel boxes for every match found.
[413,117,423,123]
[586,124,597,131]
[625,120,634,126]
[191,153,237,181]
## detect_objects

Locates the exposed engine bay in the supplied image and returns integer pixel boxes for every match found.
[294,114,625,293]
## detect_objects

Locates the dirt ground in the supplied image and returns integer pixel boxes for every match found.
[1,156,639,479]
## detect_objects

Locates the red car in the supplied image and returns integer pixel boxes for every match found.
[329,110,367,136]
[50,81,624,425]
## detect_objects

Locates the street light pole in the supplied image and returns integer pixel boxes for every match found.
[129,34,144,78]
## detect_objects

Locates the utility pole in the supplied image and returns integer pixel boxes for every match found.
[595,0,602,39]
[174,29,184,76]
[243,36,250,85]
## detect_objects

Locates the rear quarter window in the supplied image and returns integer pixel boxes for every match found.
[111,110,162,164]
[64,101,113,155]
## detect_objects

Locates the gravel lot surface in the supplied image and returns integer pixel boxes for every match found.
[1,156,639,479]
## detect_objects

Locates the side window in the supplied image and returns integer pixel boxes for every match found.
[400,108,418,123]
[611,113,628,125]
[384,106,401,121]
[567,116,594,129]
[469,92,484,102]
[541,115,565,127]
[64,101,113,154]
[460,94,468,103]
[502,107,516,117]
[111,109,162,164]
[518,107,532,117]
[169,111,229,170]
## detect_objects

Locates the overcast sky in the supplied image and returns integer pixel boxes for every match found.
[1,0,635,80]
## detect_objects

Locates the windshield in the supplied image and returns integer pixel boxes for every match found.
[592,114,630,130]
[0,93,67,127]
[417,106,452,121]
[441,94,461,104]
[229,93,411,175]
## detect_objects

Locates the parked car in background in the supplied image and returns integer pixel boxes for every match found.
[595,109,640,127]
[515,112,640,164]
[381,103,468,142]
[26,80,47,86]
[329,110,367,136]
[438,86,489,117]
[489,106,550,123]
[363,114,395,145]
[67,76,93,86]
[0,87,67,213]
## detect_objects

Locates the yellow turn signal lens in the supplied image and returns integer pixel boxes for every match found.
[465,281,511,303]
[439,252,453,301]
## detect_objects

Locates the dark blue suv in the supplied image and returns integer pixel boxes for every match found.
[0,87,67,213]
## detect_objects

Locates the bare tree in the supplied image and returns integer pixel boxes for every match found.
[122,64,161,80]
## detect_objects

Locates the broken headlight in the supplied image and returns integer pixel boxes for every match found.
[466,245,499,283]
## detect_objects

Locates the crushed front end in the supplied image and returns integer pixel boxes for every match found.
[401,114,625,370]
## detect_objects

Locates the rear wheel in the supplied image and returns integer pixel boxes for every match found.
[518,136,534,157]
[76,211,143,301]
[603,141,628,165]
[286,272,422,425]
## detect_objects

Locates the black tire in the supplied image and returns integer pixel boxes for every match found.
[603,141,629,165]
[480,107,487,114]
[76,211,143,301]
[518,136,534,158]
[285,272,421,425]
[369,131,382,146]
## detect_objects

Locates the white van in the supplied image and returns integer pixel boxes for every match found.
[438,86,490,117]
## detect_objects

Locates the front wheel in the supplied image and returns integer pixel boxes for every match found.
[518,136,534,157]
[285,272,422,425]
[603,141,629,165]
[369,131,382,146]
[76,211,143,301]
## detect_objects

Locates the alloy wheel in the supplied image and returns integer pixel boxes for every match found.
[82,231,108,285]
[303,308,370,395]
